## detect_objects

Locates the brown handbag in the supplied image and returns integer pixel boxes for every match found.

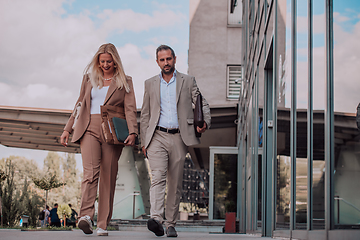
[100,105,127,145]
[194,93,204,138]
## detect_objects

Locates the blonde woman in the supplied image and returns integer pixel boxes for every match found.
[60,43,138,236]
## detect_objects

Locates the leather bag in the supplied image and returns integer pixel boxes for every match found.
[357,103,360,130]
[194,93,204,138]
[100,105,128,145]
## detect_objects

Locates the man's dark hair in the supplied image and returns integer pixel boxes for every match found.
[54,203,58,207]
[68,204,72,208]
[156,45,175,59]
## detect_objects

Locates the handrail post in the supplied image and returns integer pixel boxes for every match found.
[335,195,339,224]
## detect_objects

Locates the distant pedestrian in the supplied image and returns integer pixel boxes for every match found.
[39,205,50,227]
[66,203,78,228]
[44,205,50,226]
[39,207,45,227]
[49,203,61,227]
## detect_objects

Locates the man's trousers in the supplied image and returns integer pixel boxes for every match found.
[146,129,187,228]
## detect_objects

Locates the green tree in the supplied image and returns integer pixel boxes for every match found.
[0,158,44,227]
[42,152,66,206]
[18,177,44,227]
[63,153,77,185]
[0,168,7,227]
[0,159,22,226]
[39,152,81,210]
[0,153,82,227]
[62,153,81,208]
[32,173,66,212]
[0,170,5,182]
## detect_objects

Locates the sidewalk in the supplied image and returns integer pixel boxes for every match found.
[0,229,273,240]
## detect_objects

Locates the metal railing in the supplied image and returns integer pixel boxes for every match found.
[334,196,360,224]
[113,191,140,219]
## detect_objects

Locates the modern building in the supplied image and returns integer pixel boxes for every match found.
[189,0,243,107]
[186,0,243,173]
[187,0,243,222]
[235,0,360,239]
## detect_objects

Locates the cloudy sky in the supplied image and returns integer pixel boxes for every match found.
[0,0,189,169]
[1,0,360,169]
[281,0,360,113]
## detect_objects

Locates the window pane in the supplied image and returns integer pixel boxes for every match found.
[276,0,292,229]
[228,66,242,99]
[213,154,238,219]
[228,0,242,25]
[333,0,360,227]
[295,0,308,229]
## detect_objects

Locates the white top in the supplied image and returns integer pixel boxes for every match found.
[90,86,109,114]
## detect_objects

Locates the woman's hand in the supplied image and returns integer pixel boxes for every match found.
[60,131,70,147]
[124,134,136,146]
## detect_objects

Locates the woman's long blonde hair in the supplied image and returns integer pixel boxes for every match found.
[84,43,130,92]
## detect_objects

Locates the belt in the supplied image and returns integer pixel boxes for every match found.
[156,126,180,134]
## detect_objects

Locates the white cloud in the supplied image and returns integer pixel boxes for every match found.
[295,14,326,34]
[118,44,159,106]
[334,12,350,23]
[0,0,103,101]
[0,82,74,109]
[286,12,360,113]
[0,0,188,110]
[333,21,360,113]
[97,8,186,34]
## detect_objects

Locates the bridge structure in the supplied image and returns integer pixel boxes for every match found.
[0,105,238,220]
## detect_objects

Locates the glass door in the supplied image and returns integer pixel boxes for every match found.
[209,147,238,220]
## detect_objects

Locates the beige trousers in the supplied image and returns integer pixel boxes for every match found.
[147,130,187,228]
[79,114,123,230]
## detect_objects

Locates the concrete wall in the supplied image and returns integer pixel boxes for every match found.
[188,0,242,107]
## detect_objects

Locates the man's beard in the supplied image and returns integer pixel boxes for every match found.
[162,65,175,75]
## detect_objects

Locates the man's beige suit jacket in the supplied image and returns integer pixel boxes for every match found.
[140,71,211,149]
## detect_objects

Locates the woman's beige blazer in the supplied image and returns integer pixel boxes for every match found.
[64,74,138,144]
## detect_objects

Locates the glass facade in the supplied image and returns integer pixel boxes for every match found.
[333,0,360,227]
[238,0,360,238]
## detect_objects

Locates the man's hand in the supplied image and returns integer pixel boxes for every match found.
[197,122,207,133]
[142,146,147,158]
[60,131,70,147]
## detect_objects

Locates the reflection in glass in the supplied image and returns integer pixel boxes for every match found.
[333,0,360,227]
[295,158,307,226]
[213,154,238,219]
[311,3,326,229]
[277,156,291,226]
[295,0,309,229]
[276,0,291,229]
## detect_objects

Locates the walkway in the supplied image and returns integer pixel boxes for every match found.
[0,229,274,240]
